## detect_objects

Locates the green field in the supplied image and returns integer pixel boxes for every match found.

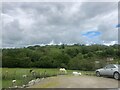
[0,68,2,90]
[2,68,95,88]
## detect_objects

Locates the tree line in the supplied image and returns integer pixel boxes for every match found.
[2,44,120,71]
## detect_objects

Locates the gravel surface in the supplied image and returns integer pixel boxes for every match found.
[29,75,119,88]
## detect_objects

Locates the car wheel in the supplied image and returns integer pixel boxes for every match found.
[113,72,120,80]
[96,71,101,77]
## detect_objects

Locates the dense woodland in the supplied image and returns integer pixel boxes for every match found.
[2,44,120,71]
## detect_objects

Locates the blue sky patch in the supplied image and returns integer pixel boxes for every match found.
[116,24,120,28]
[82,31,101,38]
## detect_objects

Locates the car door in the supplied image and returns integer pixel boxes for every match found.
[104,65,115,76]
[99,67,107,75]
[105,65,116,76]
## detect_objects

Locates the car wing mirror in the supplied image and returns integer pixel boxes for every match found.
[104,67,107,69]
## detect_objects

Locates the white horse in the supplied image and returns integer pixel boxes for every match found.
[73,72,81,76]
[59,68,67,74]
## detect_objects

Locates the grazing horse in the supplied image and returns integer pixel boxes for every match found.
[59,68,67,74]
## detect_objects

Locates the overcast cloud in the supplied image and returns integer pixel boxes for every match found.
[2,2,118,48]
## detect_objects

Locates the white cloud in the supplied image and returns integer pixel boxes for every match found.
[2,2,118,48]
[103,41,118,46]
[1,13,14,25]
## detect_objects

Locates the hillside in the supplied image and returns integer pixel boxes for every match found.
[2,44,120,71]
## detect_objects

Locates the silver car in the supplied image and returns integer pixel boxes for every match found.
[96,64,120,80]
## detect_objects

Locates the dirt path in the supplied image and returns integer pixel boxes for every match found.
[29,75,119,88]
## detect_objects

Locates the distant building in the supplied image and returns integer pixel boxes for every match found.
[106,57,114,62]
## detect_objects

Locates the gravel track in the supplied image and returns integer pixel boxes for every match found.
[29,75,119,88]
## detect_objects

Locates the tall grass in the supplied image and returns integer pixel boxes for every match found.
[2,68,95,88]
[2,68,59,88]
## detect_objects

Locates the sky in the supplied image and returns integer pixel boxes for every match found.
[1,2,119,48]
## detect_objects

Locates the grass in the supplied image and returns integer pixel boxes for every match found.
[0,68,2,90]
[2,68,95,88]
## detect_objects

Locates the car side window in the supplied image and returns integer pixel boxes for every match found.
[105,65,111,69]
[110,65,116,68]
[105,65,116,69]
